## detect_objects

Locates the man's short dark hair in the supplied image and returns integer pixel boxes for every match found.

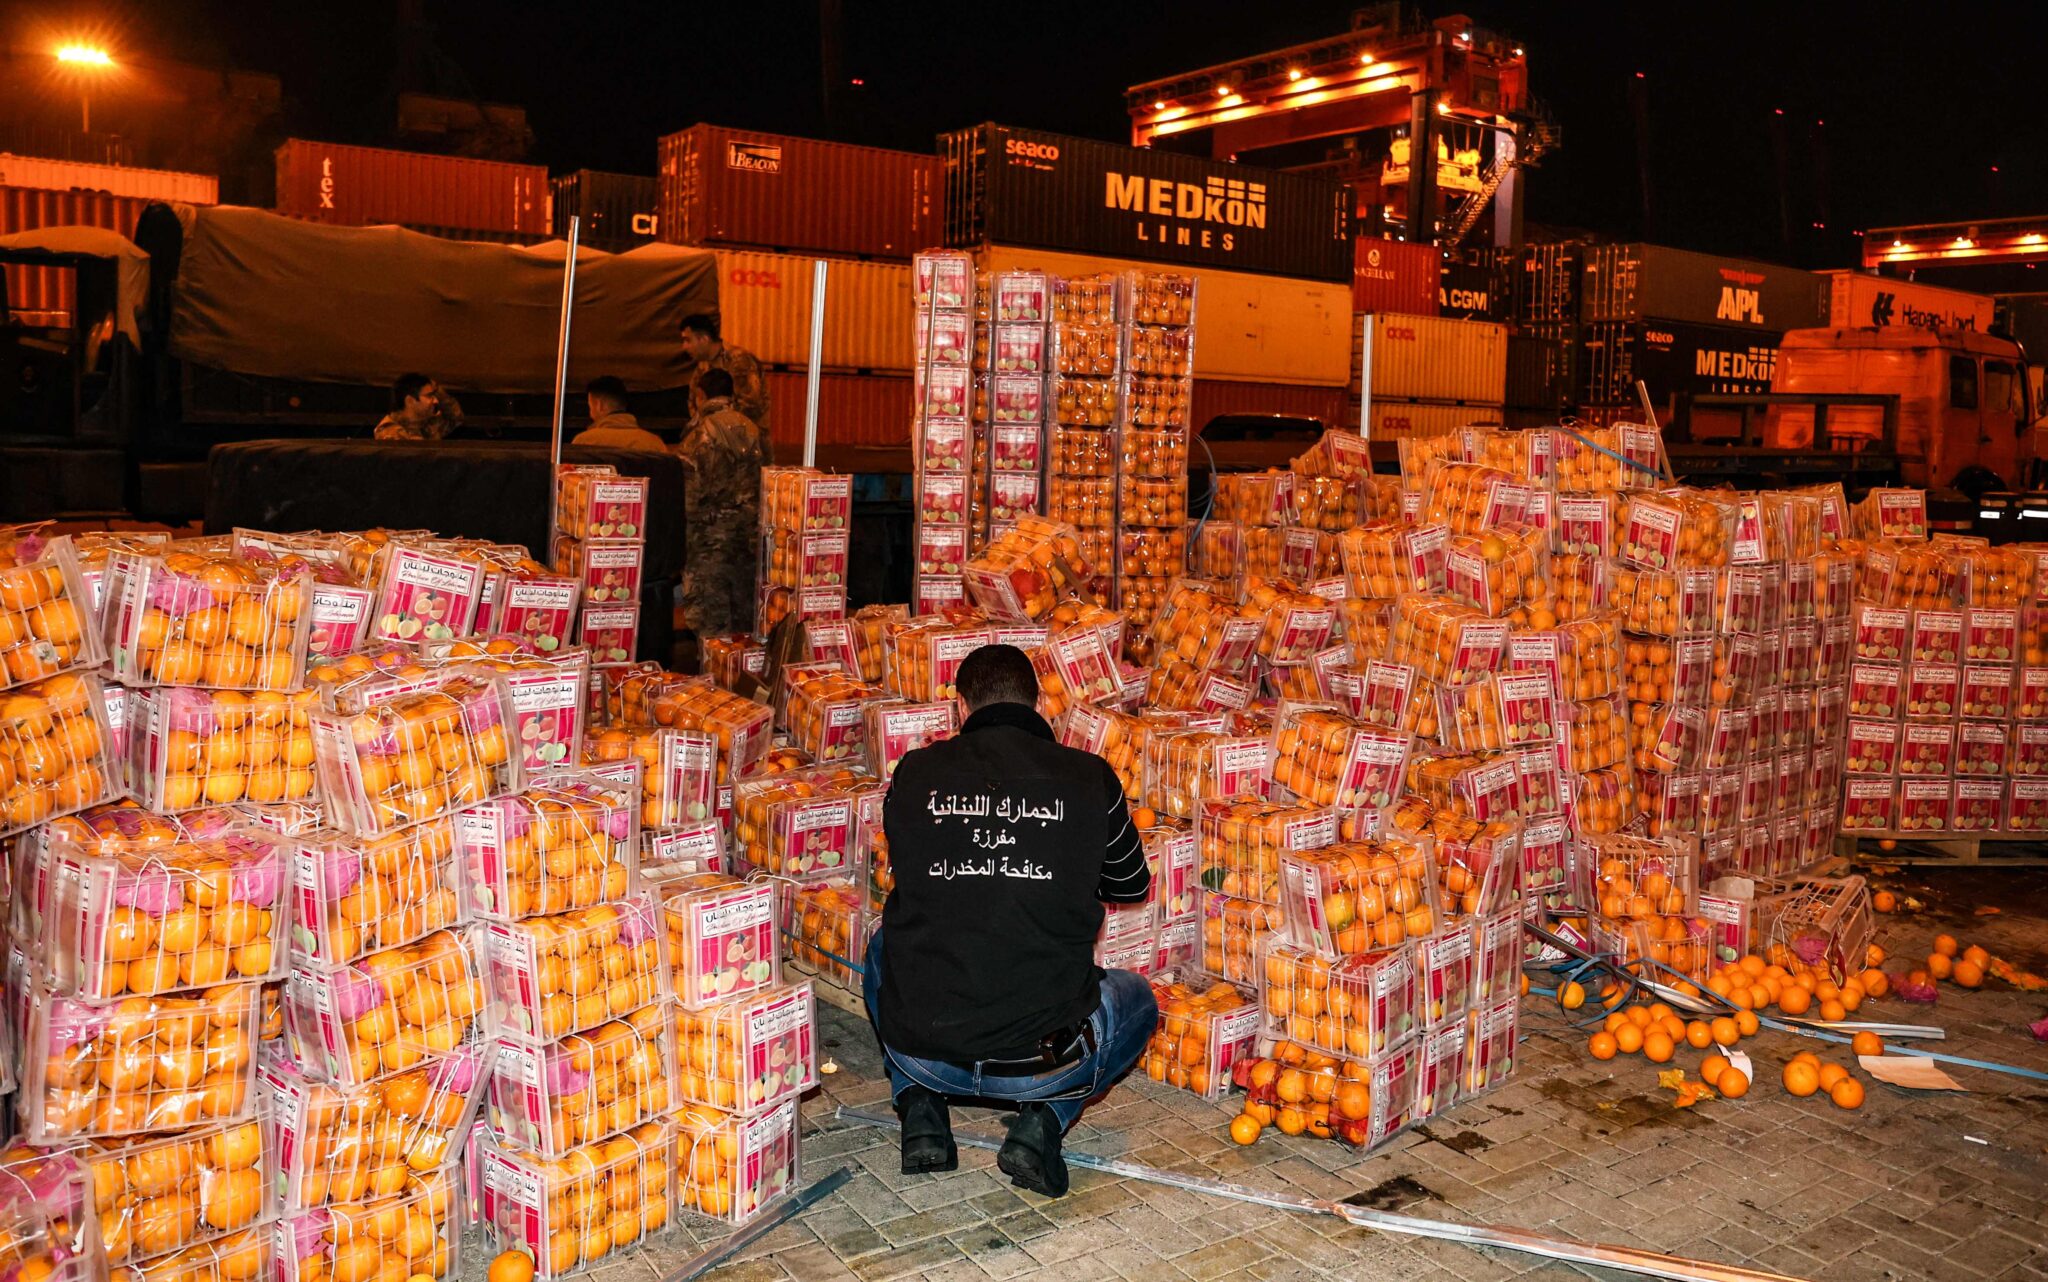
[392,372,432,410]
[586,375,629,407]
[680,312,720,340]
[956,644,1039,711]
[697,367,735,401]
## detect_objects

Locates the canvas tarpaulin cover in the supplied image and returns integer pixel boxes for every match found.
[164,205,717,393]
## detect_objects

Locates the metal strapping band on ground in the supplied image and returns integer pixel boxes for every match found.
[835,1107,1804,1282]
[655,1165,853,1282]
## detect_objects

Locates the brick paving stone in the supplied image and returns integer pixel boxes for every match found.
[847,1239,971,1282]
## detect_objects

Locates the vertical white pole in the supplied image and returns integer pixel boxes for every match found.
[547,216,581,552]
[804,258,828,468]
[1359,313,1376,441]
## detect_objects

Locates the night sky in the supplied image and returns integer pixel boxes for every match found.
[48,0,2048,270]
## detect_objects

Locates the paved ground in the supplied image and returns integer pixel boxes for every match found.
[540,861,2048,1281]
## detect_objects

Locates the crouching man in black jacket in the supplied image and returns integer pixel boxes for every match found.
[862,644,1157,1197]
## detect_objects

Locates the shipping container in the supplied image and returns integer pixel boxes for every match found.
[274,139,549,235]
[1581,319,1783,406]
[1351,313,1507,404]
[0,153,216,204]
[979,245,1351,387]
[657,125,937,260]
[0,124,135,167]
[942,123,1352,283]
[1581,243,1825,331]
[551,170,659,250]
[1506,332,1571,412]
[761,370,909,454]
[1507,240,1585,323]
[1191,380,1348,431]
[1353,236,1438,315]
[1,186,162,329]
[713,250,912,371]
[1821,271,1995,333]
[1347,398,1505,441]
[1438,250,1506,321]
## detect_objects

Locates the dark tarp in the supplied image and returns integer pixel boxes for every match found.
[164,205,717,394]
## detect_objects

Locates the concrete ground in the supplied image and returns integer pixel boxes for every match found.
[547,862,2048,1281]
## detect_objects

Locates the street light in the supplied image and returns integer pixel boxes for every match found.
[54,43,115,133]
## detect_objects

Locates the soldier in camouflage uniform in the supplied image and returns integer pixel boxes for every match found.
[677,366,771,638]
[372,372,461,441]
[679,313,770,437]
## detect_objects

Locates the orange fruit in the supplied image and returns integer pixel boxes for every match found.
[1952,960,1984,988]
[1717,1068,1750,1099]
[1927,954,1954,982]
[1699,1054,1729,1087]
[1684,1020,1713,1049]
[487,1250,537,1282]
[1817,1063,1849,1092]
[1734,1010,1760,1038]
[1613,1022,1644,1055]
[1961,944,1990,970]
[1588,1031,1618,1060]
[1829,1077,1865,1109]
[1559,981,1586,1010]
[1709,1017,1739,1046]
[1777,986,1812,1016]
[1859,969,1889,998]
[1819,1000,1848,1023]
[1873,891,1897,913]
[1643,1030,1675,1064]
[1850,1031,1883,1057]
[1783,1060,1820,1097]
[1228,1113,1262,1145]
[1932,935,1958,958]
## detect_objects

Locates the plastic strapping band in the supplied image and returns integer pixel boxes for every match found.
[656,1164,853,1282]
[1556,427,1666,480]
[1760,1015,2048,1082]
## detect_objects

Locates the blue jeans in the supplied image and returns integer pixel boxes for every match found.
[862,929,1158,1131]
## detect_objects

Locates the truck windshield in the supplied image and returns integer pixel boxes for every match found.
[1985,361,2022,417]
[1950,356,1979,410]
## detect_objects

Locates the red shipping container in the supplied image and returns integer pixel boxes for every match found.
[657,125,938,261]
[274,139,549,236]
[1191,380,1349,432]
[1353,236,1439,316]
[763,370,911,454]
[1,186,158,327]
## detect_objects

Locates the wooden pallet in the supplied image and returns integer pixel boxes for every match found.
[787,959,868,1018]
[1834,832,2048,866]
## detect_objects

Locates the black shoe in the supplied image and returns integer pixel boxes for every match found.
[896,1086,957,1174]
[997,1102,1070,1198]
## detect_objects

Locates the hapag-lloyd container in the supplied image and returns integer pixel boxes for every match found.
[977,244,1351,386]
[1820,270,1994,333]
[657,125,938,260]
[1580,243,1826,331]
[713,250,911,370]
[1353,313,1508,404]
[274,139,550,235]
[1353,236,1440,316]
[0,153,217,204]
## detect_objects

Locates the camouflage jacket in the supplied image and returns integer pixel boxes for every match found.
[372,393,462,441]
[689,345,770,432]
[678,398,771,525]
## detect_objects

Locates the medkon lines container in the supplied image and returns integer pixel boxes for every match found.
[657,125,938,260]
[1580,320,1781,406]
[274,139,550,235]
[942,123,1353,283]
[1353,313,1508,405]
[1580,243,1826,331]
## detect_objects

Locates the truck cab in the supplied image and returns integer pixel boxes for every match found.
[1763,326,2039,495]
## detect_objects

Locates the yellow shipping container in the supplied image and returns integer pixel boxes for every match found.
[1351,313,1507,404]
[977,246,1352,388]
[711,249,912,371]
[1347,398,1504,441]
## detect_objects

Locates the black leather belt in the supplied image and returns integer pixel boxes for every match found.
[947,1020,1096,1077]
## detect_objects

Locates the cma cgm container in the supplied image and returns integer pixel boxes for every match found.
[1352,313,1507,404]
[551,170,658,250]
[1581,243,1825,331]
[1438,251,1506,322]
[274,139,549,235]
[978,245,1352,387]
[1821,271,1995,333]
[1353,236,1438,315]
[712,250,911,371]
[1581,320,1782,406]
[657,125,937,260]
[0,154,216,204]
[942,124,1352,283]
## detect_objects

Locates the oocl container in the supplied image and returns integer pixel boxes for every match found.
[712,250,911,371]
[1581,243,1825,331]
[1353,237,1439,316]
[551,170,659,250]
[942,123,1353,283]
[657,125,938,260]
[1353,313,1508,405]
[1820,271,1995,333]
[1351,399,1505,442]
[274,138,550,235]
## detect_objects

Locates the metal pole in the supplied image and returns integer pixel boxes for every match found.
[1359,313,1375,440]
[547,216,581,553]
[804,259,828,468]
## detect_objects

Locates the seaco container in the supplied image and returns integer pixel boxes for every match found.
[552,170,659,250]
[942,123,1352,283]
[977,244,1352,387]
[274,139,549,235]
[0,154,216,204]
[1581,243,1825,331]
[1820,271,1995,334]
[1353,236,1439,316]
[656,125,938,260]
[1352,313,1507,405]
[712,250,912,372]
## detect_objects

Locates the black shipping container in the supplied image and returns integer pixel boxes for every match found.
[552,170,659,250]
[1439,250,1506,321]
[1580,318,1783,406]
[940,123,1352,282]
[1506,332,1572,412]
[1581,243,1825,331]
[1510,240,1585,324]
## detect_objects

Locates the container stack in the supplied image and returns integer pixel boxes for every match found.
[1348,313,1508,442]
[556,466,648,667]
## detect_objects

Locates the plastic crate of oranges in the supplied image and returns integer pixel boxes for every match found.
[306,676,516,837]
[1198,893,1279,987]
[784,878,864,989]
[281,929,484,1089]
[962,516,1093,623]
[1435,673,1558,755]
[674,1099,800,1226]
[0,1148,98,1282]
[276,1162,458,1282]
[1403,751,1524,824]
[1142,727,1264,824]
[129,686,319,813]
[102,548,313,692]
[1386,597,1507,687]
[1196,798,1337,904]
[674,982,816,1115]
[731,767,870,880]
[863,700,955,783]
[1212,472,1294,528]
[1,674,121,838]
[479,1120,674,1278]
[781,665,886,764]
[634,678,774,787]
[481,895,666,1044]
[1269,706,1413,812]
[37,825,289,1000]
[23,983,261,1142]
[455,776,637,922]
[1150,579,1261,673]
[0,535,102,692]
[1239,578,1335,666]
[290,817,466,968]
[1142,977,1258,1100]
[259,1050,486,1208]
[581,725,717,830]
[1258,941,1419,1061]
[1276,839,1438,957]
[486,1005,672,1156]
[83,1119,269,1269]
[880,616,990,703]
[656,874,778,1010]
